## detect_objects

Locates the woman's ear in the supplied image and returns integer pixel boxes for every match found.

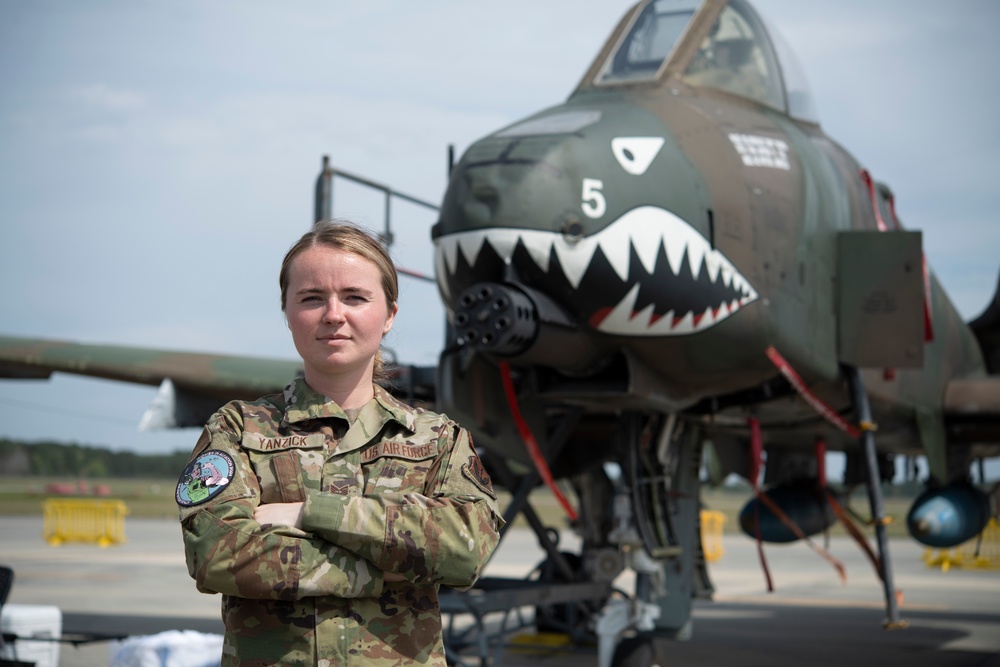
[383,302,399,336]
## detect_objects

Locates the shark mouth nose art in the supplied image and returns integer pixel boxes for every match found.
[435,206,758,336]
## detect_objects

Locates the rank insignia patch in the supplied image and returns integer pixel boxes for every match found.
[176,450,235,507]
[462,454,496,500]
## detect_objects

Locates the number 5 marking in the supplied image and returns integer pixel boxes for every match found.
[581,178,606,218]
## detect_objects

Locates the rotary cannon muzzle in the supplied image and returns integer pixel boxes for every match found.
[452,281,605,374]
[454,283,538,355]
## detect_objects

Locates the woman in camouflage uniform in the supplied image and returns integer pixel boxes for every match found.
[177,222,503,666]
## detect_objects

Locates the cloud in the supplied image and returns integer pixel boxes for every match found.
[68,83,147,113]
[0,0,997,456]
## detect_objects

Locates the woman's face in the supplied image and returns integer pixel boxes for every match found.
[284,245,396,385]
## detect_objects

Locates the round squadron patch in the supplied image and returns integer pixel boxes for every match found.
[176,450,235,507]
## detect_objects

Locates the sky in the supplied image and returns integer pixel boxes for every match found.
[1,0,998,476]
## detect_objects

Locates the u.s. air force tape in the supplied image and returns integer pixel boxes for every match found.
[176,450,235,507]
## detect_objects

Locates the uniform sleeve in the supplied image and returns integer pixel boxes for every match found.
[300,424,504,590]
[178,407,385,601]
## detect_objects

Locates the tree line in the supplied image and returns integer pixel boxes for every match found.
[0,438,190,478]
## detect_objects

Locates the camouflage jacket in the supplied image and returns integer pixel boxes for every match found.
[177,378,503,666]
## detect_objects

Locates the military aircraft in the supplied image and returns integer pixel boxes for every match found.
[427,0,1000,655]
[2,0,999,665]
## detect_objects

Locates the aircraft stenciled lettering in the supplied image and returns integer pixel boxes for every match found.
[728,132,791,170]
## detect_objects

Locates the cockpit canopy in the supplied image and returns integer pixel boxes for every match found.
[590,0,818,124]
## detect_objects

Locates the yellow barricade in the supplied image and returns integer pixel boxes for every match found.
[923,518,1000,572]
[700,509,726,563]
[43,499,129,547]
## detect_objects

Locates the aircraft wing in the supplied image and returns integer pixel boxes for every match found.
[946,274,1000,451]
[0,335,296,398]
[969,273,1000,374]
[944,376,1000,451]
[0,335,299,429]
[0,335,438,430]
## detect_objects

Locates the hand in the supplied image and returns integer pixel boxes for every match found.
[254,502,304,528]
[253,504,405,583]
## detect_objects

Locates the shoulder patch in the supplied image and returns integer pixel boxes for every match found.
[462,454,496,500]
[176,450,235,507]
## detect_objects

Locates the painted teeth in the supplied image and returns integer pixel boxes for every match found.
[434,206,758,335]
[598,285,753,335]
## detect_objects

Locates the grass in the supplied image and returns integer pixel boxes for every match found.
[0,476,180,518]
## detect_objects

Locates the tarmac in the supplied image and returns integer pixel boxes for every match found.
[1,514,998,667]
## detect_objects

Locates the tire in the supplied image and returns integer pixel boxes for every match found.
[611,636,664,667]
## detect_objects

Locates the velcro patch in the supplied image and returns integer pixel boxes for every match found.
[362,440,437,463]
[462,454,496,500]
[176,450,235,507]
[241,433,326,452]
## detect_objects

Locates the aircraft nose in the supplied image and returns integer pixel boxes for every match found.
[442,150,576,236]
[438,102,708,243]
[462,174,501,227]
[434,100,748,345]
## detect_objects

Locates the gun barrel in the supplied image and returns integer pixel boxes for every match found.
[452,281,606,375]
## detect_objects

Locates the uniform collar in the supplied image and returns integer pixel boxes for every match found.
[372,383,418,433]
[281,377,347,424]
[281,376,417,434]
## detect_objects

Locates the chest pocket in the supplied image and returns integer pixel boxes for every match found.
[362,440,440,496]
[241,433,327,504]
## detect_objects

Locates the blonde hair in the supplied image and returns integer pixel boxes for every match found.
[279,221,398,382]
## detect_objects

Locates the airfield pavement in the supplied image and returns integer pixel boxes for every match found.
[1,515,998,667]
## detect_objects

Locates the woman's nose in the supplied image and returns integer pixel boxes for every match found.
[322,299,346,323]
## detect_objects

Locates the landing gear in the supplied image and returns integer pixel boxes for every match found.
[611,636,665,667]
[619,412,705,636]
[846,365,906,629]
[532,548,599,637]
[439,360,710,666]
